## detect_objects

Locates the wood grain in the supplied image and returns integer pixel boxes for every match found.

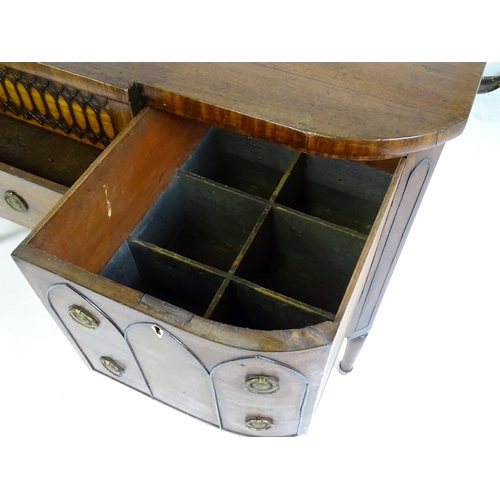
[0,162,65,228]
[345,145,445,339]
[20,62,485,159]
[48,283,152,395]
[0,113,101,186]
[13,244,338,352]
[8,63,485,436]
[28,107,210,273]
[12,252,336,434]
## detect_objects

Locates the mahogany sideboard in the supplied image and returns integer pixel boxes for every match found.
[0,62,485,436]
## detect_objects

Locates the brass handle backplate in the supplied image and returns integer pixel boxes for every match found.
[244,376,280,395]
[4,190,28,212]
[244,418,274,431]
[68,305,100,329]
[100,356,124,377]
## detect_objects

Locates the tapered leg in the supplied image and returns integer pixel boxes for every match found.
[338,147,444,375]
[339,334,368,375]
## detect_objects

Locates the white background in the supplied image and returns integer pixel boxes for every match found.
[1,65,499,499]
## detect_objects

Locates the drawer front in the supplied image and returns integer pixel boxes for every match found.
[0,162,64,228]
[212,357,308,436]
[14,247,336,436]
[47,284,151,396]
[126,324,311,435]
[13,106,399,436]
[126,323,219,426]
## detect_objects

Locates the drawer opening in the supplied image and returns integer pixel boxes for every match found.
[92,112,395,330]
[275,154,392,234]
[235,206,366,314]
[182,127,297,199]
[0,113,101,188]
[209,280,333,330]
[132,172,267,272]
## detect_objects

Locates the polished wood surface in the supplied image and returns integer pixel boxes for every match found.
[0,162,64,228]
[30,107,209,273]
[0,112,101,227]
[5,62,486,436]
[13,251,335,435]
[12,62,483,159]
[346,145,445,339]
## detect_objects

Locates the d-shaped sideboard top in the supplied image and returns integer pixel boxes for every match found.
[4,62,485,159]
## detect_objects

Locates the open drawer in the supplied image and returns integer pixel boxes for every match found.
[13,107,402,436]
[0,113,102,227]
[0,63,137,228]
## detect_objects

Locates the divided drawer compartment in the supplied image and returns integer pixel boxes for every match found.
[133,173,266,271]
[101,124,391,331]
[183,126,295,198]
[0,113,102,227]
[14,107,396,436]
[275,154,391,234]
